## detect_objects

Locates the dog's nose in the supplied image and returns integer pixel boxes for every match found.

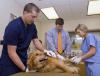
[44,52,47,56]
[44,56,48,60]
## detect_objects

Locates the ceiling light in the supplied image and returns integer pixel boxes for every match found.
[88,0,100,15]
[41,7,59,19]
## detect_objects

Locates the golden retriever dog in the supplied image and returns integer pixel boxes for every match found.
[27,50,79,73]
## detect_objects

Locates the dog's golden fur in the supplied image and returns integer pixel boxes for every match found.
[27,50,79,73]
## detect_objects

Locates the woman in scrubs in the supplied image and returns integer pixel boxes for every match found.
[71,24,100,76]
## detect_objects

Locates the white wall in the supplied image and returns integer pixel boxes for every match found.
[37,17,100,45]
[0,0,23,56]
[0,0,100,52]
[64,17,100,31]
[0,0,23,38]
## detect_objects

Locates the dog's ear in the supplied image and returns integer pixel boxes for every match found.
[27,52,36,70]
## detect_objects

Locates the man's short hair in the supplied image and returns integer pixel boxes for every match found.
[55,18,64,25]
[23,3,40,13]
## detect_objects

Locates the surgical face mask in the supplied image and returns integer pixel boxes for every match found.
[76,34,84,39]
[76,35,81,38]
[75,34,83,43]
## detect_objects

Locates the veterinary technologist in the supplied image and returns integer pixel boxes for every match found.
[0,3,44,76]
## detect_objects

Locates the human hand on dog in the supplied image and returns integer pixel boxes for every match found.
[56,54,65,60]
[44,50,65,60]
[25,68,29,72]
[44,49,57,58]
[71,56,82,64]
[67,66,79,73]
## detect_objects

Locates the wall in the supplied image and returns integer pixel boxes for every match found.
[0,0,23,37]
[0,0,100,53]
[37,17,100,45]
[0,0,23,57]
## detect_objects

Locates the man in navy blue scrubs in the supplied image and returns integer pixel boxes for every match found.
[0,3,44,76]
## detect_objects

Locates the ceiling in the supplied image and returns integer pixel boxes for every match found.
[15,0,100,22]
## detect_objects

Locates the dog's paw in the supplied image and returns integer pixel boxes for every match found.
[40,69,49,72]
[67,67,79,73]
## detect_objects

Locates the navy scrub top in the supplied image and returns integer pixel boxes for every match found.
[0,17,38,66]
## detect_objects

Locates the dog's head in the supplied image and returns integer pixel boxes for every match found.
[27,50,48,70]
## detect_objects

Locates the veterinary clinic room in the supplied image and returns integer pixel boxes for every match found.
[0,0,100,76]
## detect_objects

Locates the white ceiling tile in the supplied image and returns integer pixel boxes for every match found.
[15,0,100,22]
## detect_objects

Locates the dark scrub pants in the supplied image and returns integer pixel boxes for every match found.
[0,17,38,76]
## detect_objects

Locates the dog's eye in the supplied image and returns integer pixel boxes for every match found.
[36,53,39,56]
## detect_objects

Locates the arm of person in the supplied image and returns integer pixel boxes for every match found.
[32,38,56,58]
[4,22,26,71]
[31,24,44,51]
[71,34,97,64]
[46,32,57,53]
[8,45,25,71]
[33,38,44,51]
[81,46,96,60]
[65,32,72,55]
[81,34,96,60]
[71,46,96,64]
